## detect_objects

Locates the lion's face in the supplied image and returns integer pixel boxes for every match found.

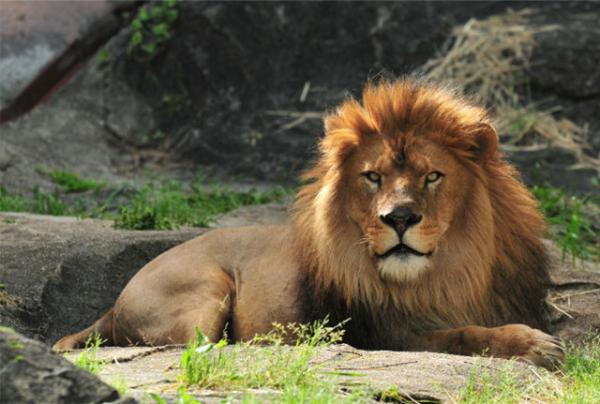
[344,134,471,282]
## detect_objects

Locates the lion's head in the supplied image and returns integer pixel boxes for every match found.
[294,79,548,323]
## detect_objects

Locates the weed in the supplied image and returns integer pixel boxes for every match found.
[109,376,128,397]
[113,181,288,230]
[532,185,599,265]
[458,363,527,404]
[151,387,202,404]
[179,319,345,391]
[455,337,600,403]
[96,48,110,65]
[560,336,600,403]
[128,0,178,61]
[73,333,104,374]
[0,187,70,216]
[45,168,105,193]
[1,172,289,230]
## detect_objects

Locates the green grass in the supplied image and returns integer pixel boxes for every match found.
[113,180,288,230]
[456,337,600,403]
[0,171,289,230]
[151,324,600,403]
[179,319,346,390]
[0,187,70,215]
[532,185,599,265]
[149,319,366,403]
[46,169,106,193]
[560,336,600,403]
[73,333,104,374]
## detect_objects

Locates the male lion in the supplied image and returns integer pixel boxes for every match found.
[55,79,563,369]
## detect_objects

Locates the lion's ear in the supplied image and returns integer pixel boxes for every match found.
[470,122,498,162]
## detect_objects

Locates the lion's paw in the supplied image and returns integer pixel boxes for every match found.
[490,324,565,370]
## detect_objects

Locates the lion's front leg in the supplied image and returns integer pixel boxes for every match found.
[413,324,564,370]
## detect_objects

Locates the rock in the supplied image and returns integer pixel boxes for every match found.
[61,343,555,403]
[530,3,600,99]
[0,328,122,404]
[0,1,533,193]
[0,2,113,109]
[1,3,598,193]
[0,213,204,344]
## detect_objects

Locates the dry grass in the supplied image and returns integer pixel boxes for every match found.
[422,9,598,172]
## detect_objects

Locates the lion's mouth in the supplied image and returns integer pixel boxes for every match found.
[378,243,431,259]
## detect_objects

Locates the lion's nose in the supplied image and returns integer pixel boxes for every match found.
[380,206,422,232]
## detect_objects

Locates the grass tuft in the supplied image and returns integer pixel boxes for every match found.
[179,318,346,390]
[455,337,600,403]
[73,333,104,374]
[532,185,599,265]
[46,169,106,193]
[0,187,69,216]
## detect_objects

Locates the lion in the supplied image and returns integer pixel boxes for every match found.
[54,79,564,369]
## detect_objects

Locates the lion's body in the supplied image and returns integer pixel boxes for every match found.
[55,80,562,368]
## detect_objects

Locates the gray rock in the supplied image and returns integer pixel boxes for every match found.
[0,328,121,404]
[0,2,112,109]
[0,212,204,344]
[1,2,598,194]
[530,4,600,99]
[0,1,532,193]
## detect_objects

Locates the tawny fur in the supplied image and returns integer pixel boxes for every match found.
[293,80,549,333]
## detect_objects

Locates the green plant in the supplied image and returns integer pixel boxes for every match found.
[128,0,178,61]
[113,181,288,230]
[0,186,71,216]
[73,333,104,374]
[151,387,202,404]
[109,377,128,397]
[1,173,289,230]
[559,336,600,403]
[532,185,599,265]
[46,169,105,193]
[96,48,110,65]
[454,337,600,403]
[179,319,345,391]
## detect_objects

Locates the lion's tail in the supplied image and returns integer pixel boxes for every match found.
[52,308,115,351]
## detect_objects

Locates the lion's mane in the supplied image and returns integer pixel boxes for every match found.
[292,79,551,348]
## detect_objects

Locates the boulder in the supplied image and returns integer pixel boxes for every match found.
[1,1,564,194]
[0,2,113,110]
[0,213,204,344]
[0,328,125,404]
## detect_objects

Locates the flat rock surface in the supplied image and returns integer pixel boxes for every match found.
[63,344,551,403]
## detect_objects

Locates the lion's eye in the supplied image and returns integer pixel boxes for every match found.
[362,171,381,185]
[425,171,444,185]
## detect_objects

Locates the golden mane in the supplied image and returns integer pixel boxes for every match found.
[292,79,550,332]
